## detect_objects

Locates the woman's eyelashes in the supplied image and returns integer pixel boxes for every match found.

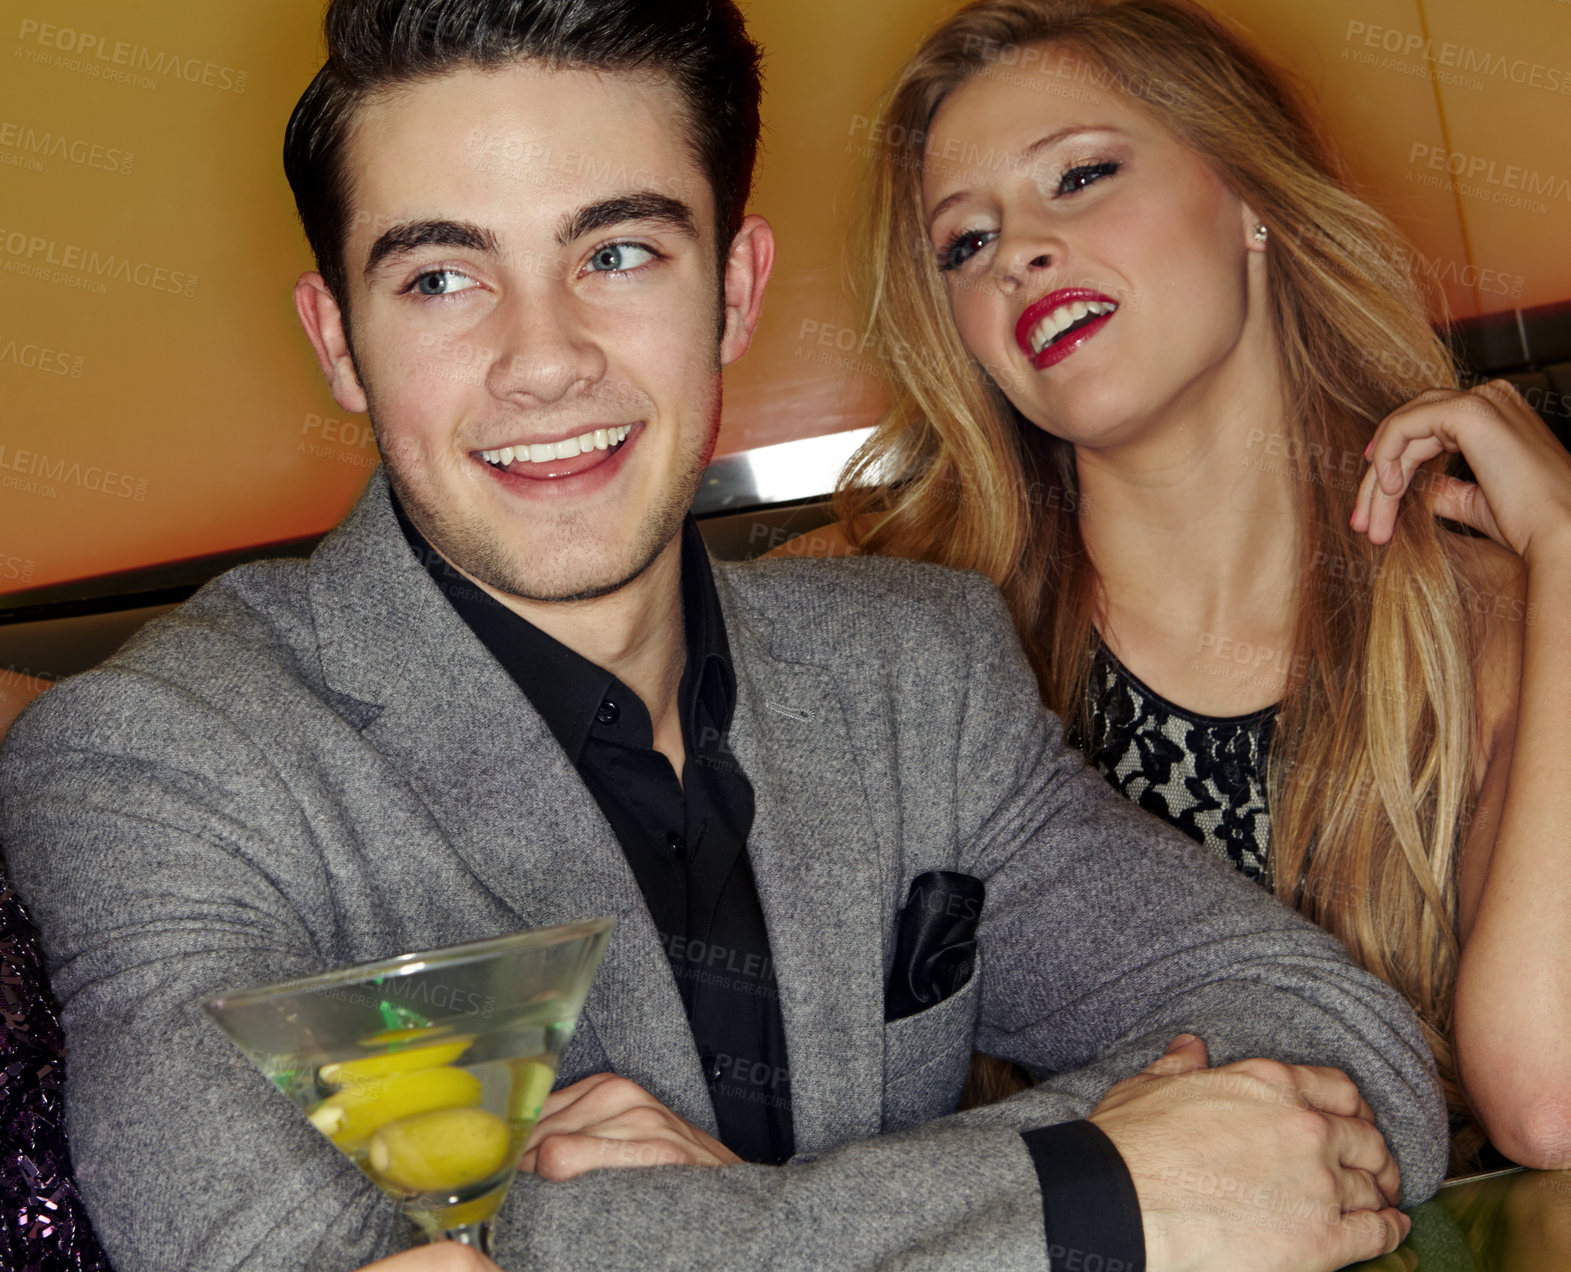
[939,228,1000,272]
[1055,159,1121,195]
[934,159,1123,271]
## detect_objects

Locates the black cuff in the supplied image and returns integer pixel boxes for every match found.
[1020,1120,1145,1272]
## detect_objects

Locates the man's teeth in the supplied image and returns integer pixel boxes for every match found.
[1028,300,1118,356]
[481,425,631,467]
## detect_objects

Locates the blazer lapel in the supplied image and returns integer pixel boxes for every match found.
[304,473,717,1131]
[717,571,889,1153]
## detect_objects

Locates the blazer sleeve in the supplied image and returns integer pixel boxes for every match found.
[1,670,405,1272]
[0,668,1056,1272]
[935,570,1449,1203]
[0,572,1447,1272]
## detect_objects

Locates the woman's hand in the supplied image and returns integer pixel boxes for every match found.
[1352,380,1571,568]
[518,1072,743,1180]
[357,1245,503,1272]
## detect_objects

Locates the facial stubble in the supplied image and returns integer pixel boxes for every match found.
[374,375,722,605]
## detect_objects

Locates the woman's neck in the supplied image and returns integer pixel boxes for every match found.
[1074,365,1304,713]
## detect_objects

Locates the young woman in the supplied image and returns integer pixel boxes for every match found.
[822,0,1571,1173]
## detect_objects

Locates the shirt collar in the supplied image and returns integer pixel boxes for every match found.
[390,488,735,763]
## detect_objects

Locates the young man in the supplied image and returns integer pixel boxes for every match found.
[1,3,1445,1270]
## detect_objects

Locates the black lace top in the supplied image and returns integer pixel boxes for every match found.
[1,878,112,1272]
[1076,642,1278,883]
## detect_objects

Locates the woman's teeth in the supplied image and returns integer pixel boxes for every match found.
[1028,300,1118,356]
[481,425,631,467]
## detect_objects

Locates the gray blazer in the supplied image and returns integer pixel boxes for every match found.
[1,472,1446,1272]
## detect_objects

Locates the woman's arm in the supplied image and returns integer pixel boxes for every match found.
[1451,542,1571,1168]
[1355,380,1571,1168]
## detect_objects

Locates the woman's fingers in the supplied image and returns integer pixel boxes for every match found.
[1355,379,1571,559]
[1354,387,1483,539]
[1355,424,1450,544]
[1425,473,1505,544]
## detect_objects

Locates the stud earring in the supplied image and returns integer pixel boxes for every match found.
[1253,223,1269,243]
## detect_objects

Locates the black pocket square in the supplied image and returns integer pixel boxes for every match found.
[884,870,985,1022]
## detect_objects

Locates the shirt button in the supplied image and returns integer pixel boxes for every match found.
[596,698,620,725]
[700,1049,723,1085]
[667,831,686,857]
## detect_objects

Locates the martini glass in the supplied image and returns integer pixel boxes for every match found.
[203,918,614,1255]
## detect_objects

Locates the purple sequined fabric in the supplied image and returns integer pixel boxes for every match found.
[1,879,112,1272]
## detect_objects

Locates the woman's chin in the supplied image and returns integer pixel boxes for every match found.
[1011,399,1146,452]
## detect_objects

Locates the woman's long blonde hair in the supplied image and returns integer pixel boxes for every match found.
[837,0,1483,1168]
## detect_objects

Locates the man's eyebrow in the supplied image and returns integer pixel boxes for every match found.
[556,192,698,246]
[364,220,501,279]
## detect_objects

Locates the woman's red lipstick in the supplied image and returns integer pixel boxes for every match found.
[1015,288,1120,370]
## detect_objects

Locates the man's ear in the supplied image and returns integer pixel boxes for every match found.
[718,215,775,369]
[294,273,369,414]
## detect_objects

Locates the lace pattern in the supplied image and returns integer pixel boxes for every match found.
[1078,645,1276,883]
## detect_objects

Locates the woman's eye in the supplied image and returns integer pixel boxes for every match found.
[588,242,657,273]
[1057,161,1121,195]
[410,269,478,297]
[939,229,998,272]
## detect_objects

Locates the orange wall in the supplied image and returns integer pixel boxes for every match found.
[1,0,1566,596]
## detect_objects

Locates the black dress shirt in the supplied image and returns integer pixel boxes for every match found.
[392,494,1142,1265]
[393,496,793,1165]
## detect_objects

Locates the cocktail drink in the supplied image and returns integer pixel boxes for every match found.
[203,919,615,1254]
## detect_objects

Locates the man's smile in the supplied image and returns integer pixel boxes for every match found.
[479,424,633,468]
[474,422,640,484]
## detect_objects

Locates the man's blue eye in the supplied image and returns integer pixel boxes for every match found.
[939,229,998,271]
[1058,161,1121,195]
[589,243,656,272]
[412,270,476,296]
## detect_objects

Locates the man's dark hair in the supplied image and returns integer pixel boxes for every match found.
[283,0,763,309]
